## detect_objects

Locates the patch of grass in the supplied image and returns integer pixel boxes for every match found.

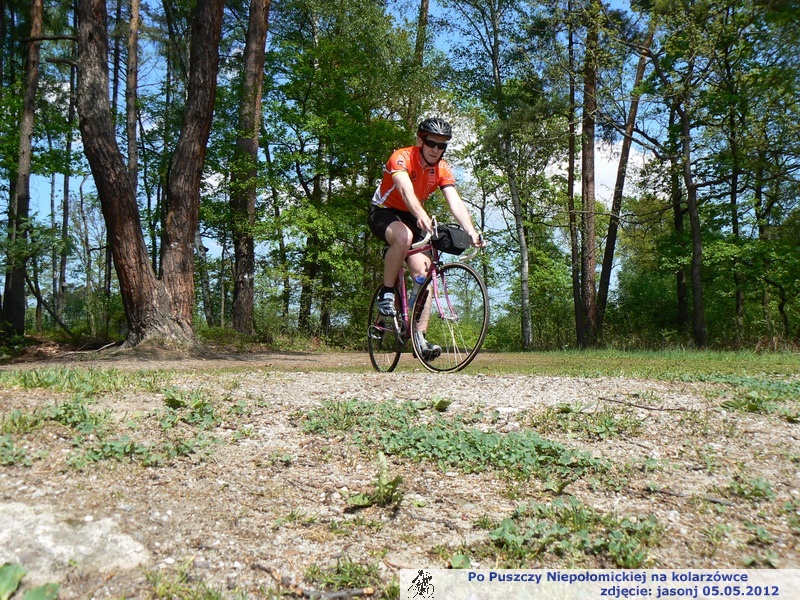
[1,408,46,434]
[329,516,384,536]
[0,434,30,466]
[465,349,800,379]
[702,523,731,557]
[725,476,775,502]
[1,390,219,470]
[303,399,607,492]
[304,555,382,595]
[782,499,800,534]
[472,496,662,568]
[145,559,251,599]
[48,395,111,435]
[0,366,167,395]
[528,402,643,440]
[161,389,221,430]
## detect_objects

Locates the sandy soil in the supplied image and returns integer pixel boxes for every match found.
[0,349,798,598]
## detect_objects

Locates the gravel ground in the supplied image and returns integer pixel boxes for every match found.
[0,350,798,598]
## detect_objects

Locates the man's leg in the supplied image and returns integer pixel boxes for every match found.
[383,221,413,287]
[407,252,440,360]
[377,221,413,316]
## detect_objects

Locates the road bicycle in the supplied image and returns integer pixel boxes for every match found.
[367,222,489,373]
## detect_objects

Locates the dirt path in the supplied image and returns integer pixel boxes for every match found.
[1,351,798,598]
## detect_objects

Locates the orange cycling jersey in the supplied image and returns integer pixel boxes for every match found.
[372,145,455,211]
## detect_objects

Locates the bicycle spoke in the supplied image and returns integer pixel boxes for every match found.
[410,263,488,372]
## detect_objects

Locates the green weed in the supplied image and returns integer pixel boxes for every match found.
[474,496,661,568]
[48,395,110,435]
[745,522,775,546]
[1,408,46,434]
[161,389,220,430]
[303,400,607,492]
[304,555,380,593]
[725,476,775,502]
[702,523,731,557]
[0,562,59,599]
[0,434,30,466]
[145,558,251,599]
[721,392,775,415]
[528,403,643,440]
[347,452,404,511]
[0,367,166,395]
[784,499,800,534]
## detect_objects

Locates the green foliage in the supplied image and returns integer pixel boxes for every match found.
[145,558,251,600]
[0,563,26,600]
[0,367,166,395]
[476,496,661,568]
[725,476,775,502]
[0,563,59,600]
[303,399,607,491]
[0,435,30,467]
[304,555,382,595]
[347,452,404,511]
[528,402,644,440]
[0,372,227,469]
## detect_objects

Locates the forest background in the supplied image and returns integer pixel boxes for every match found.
[1,0,798,355]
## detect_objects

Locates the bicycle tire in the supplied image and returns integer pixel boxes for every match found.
[367,285,403,372]
[410,262,489,373]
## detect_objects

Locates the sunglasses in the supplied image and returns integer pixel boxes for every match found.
[423,138,448,151]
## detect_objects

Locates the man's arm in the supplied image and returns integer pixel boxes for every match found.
[392,171,433,233]
[442,186,484,247]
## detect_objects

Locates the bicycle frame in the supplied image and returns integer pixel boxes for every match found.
[368,220,487,373]
[391,243,434,342]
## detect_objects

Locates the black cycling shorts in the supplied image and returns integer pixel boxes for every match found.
[368,206,426,244]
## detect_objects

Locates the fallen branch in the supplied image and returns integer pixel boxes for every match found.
[599,396,691,412]
[650,487,735,507]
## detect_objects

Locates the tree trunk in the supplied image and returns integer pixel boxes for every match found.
[597,26,654,334]
[677,87,707,348]
[265,145,291,324]
[672,163,689,333]
[76,0,224,347]
[58,17,77,318]
[406,0,429,132]
[77,180,97,338]
[2,0,42,335]
[195,230,216,327]
[579,0,599,347]
[505,148,533,349]
[161,0,225,330]
[126,0,139,190]
[723,46,744,347]
[666,104,689,333]
[297,236,318,334]
[567,0,584,347]
[231,0,271,335]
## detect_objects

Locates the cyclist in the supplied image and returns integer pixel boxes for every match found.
[368,117,483,360]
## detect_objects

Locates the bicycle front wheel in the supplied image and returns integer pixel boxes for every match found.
[410,262,489,373]
[367,285,403,372]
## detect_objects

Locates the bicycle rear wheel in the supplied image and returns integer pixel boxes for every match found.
[367,285,403,372]
[410,262,489,373]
